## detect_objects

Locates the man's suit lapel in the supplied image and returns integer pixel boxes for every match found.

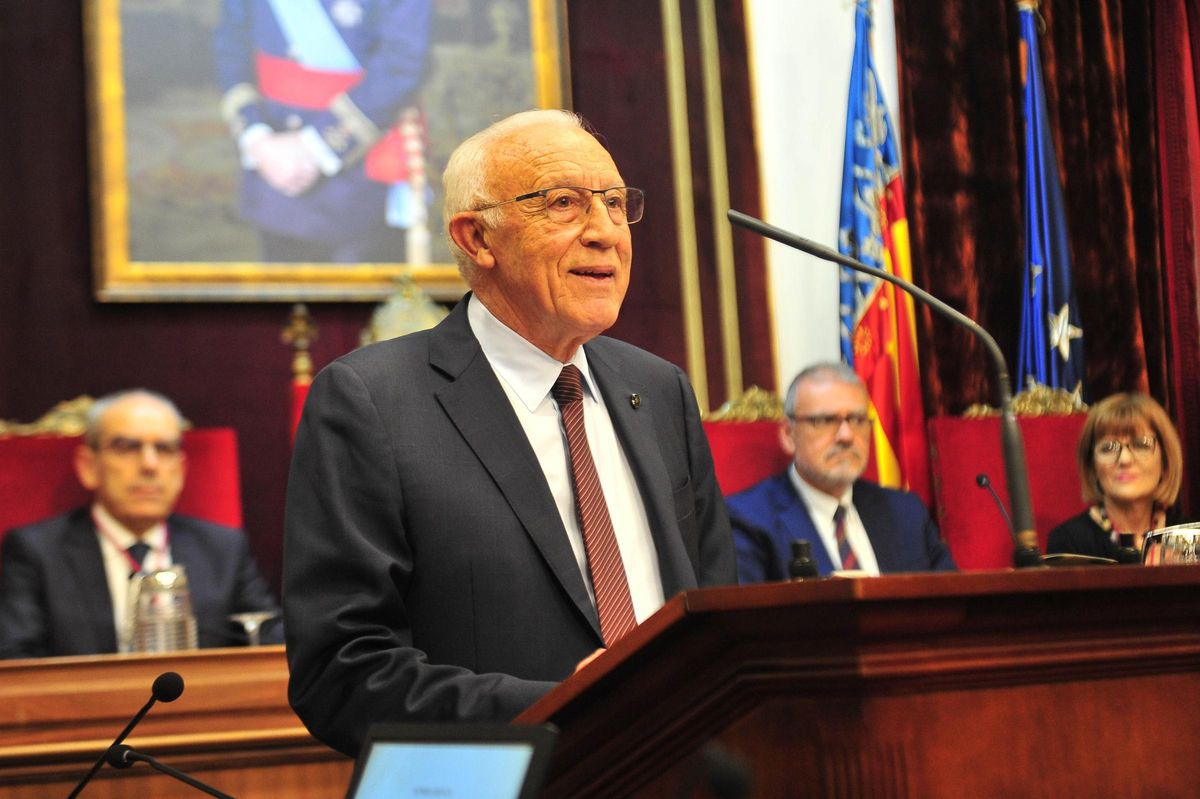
[63,513,119,652]
[586,346,697,598]
[854,481,900,572]
[769,476,836,575]
[429,300,601,639]
[166,522,226,644]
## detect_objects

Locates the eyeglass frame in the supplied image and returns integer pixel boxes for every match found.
[1093,435,1158,464]
[786,412,873,436]
[93,436,184,460]
[472,186,645,225]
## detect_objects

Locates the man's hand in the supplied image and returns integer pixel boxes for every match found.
[574,648,605,673]
[248,131,320,197]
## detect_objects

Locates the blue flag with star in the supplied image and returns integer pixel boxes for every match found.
[1016,2,1085,397]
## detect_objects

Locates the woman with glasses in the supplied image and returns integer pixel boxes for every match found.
[1047,393,1185,559]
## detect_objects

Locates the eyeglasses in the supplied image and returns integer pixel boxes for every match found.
[96,437,183,460]
[788,413,872,436]
[474,186,644,225]
[1094,435,1157,464]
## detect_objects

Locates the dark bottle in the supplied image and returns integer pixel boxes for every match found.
[788,539,820,580]
[1115,533,1142,565]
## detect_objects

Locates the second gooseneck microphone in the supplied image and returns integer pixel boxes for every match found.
[727,208,1043,568]
[66,671,185,798]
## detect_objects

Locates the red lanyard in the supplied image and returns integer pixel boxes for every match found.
[91,508,170,573]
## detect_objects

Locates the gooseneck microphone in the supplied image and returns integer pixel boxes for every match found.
[728,209,1042,567]
[66,671,186,798]
[106,744,236,799]
[976,473,1014,532]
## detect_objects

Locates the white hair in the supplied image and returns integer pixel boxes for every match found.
[783,362,865,416]
[442,109,587,282]
[84,389,184,447]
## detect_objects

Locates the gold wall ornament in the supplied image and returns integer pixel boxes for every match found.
[359,276,448,347]
[281,303,318,385]
[705,386,784,423]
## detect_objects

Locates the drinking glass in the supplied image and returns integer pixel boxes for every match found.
[228,611,278,646]
[1142,524,1200,565]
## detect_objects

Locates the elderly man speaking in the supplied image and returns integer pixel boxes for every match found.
[283,109,735,756]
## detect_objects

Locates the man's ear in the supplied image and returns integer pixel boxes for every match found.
[74,444,99,491]
[448,212,497,271]
[777,419,797,458]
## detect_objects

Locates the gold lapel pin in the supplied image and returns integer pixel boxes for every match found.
[629,394,641,409]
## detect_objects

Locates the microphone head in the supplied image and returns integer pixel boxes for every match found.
[975,473,990,488]
[152,671,184,703]
[105,744,135,769]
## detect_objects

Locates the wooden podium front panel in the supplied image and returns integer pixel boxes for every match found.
[0,646,352,798]
[718,671,1199,798]
[521,567,1200,798]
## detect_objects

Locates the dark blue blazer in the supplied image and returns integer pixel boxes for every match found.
[727,471,956,583]
[0,508,282,658]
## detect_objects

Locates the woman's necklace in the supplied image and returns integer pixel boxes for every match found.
[1091,503,1164,549]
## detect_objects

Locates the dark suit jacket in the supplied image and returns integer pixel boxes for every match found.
[727,471,955,582]
[0,508,282,658]
[284,296,735,756]
[1046,508,1183,559]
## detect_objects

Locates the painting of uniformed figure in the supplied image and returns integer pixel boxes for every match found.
[90,0,558,299]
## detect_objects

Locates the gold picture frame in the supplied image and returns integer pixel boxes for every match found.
[84,0,568,302]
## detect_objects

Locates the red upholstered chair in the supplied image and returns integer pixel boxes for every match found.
[702,388,791,497]
[703,420,791,497]
[927,414,1088,570]
[0,428,243,548]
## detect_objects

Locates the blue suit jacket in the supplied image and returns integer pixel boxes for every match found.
[0,508,282,658]
[727,471,955,582]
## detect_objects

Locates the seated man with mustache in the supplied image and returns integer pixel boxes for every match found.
[728,362,956,581]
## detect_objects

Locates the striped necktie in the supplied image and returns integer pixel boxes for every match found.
[833,505,857,570]
[551,365,637,646]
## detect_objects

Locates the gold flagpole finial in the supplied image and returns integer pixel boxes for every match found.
[1016,0,1046,33]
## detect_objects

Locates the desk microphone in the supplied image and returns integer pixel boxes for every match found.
[106,744,236,799]
[66,671,185,798]
[976,473,1014,531]
[727,209,1043,567]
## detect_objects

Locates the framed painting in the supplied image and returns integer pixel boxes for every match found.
[84,0,568,301]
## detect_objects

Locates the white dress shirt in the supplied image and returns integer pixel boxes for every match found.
[787,467,881,576]
[468,295,665,622]
[92,503,171,651]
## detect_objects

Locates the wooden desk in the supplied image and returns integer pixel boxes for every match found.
[0,646,351,798]
[521,565,1200,797]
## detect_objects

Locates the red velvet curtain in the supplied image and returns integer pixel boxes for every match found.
[893,1,1200,515]
[1154,0,1200,517]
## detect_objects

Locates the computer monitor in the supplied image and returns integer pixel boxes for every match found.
[344,722,558,799]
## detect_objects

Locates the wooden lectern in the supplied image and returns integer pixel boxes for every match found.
[519,566,1200,798]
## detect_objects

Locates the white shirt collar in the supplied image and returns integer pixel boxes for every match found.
[467,293,600,410]
[787,465,854,519]
[91,503,167,551]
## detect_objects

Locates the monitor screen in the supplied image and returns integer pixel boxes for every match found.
[345,723,558,799]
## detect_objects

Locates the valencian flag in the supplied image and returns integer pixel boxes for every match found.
[1016,0,1085,396]
[837,0,930,503]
